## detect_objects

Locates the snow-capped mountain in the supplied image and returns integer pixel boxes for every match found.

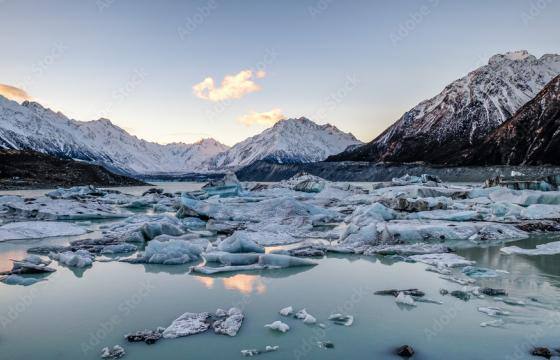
[329,51,560,164]
[0,96,229,174]
[455,74,560,166]
[202,117,362,170]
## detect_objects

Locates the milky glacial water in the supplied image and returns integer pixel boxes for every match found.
[1,183,560,360]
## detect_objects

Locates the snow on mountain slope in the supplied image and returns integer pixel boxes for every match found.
[0,96,228,174]
[328,51,560,164]
[203,117,362,170]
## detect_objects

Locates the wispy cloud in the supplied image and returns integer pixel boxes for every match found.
[237,108,285,127]
[0,84,31,103]
[193,69,265,102]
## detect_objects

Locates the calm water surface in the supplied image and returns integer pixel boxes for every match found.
[1,182,559,359]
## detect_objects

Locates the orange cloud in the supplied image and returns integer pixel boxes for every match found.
[193,70,264,102]
[0,84,31,103]
[238,108,285,127]
[222,274,267,294]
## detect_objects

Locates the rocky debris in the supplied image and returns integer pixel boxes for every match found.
[450,290,471,301]
[375,289,425,297]
[241,346,279,357]
[480,288,508,296]
[396,345,415,358]
[264,321,290,333]
[125,328,165,345]
[317,341,335,349]
[531,347,553,359]
[212,307,244,336]
[327,314,354,326]
[100,345,126,359]
[142,188,164,196]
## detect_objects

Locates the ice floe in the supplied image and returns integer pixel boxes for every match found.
[213,307,244,336]
[100,345,125,359]
[192,254,317,275]
[241,345,279,357]
[501,241,560,256]
[123,239,203,265]
[0,221,87,241]
[0,274,45,286]
[50,250,94,268]
[1,255,56,275]
[265,321,290,333]
[295,309,317,324]
[162,312,211,339]
[409,253,475,268]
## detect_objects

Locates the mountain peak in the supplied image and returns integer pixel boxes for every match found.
[488,50,536,65]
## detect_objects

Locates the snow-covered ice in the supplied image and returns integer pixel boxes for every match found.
[0,221,87,241]
[264,321,290,333]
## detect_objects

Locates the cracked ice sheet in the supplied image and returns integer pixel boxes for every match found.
[409,253,475,268]
[4,197,133,220]
[0,221,87,241]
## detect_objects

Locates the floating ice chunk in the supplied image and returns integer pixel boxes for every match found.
[478,307,510,317]
[241,345,279,356]
[214,253,261,266]
[265,321,290,333]
[126,239,202,265]
[480,319,505,328]
[462,266,500,278]
[4,256,56,275]
[328,314,354,326]
[100,243,138,255]
[406,210,482,222]
[0,274,44,286]
[103,214,185,243]
[191,254,317,274]
[409,253,475,268]
[279,306,293,316]
[50,250,94,268]
[364,243,450,256]
[100,345,126,359]
[162,312,211,339]
[295,309,317,324]
[47,185,107,199]
[0,221,87,241]
[439,275,475,285]
[501,241,560,256]
[395,292,416,306]
[213,307,244,336]
[218,232,265,253]
[520,204,560,220]
[391,174,442,187]
[426,266,452,275]
[487,189,560,206]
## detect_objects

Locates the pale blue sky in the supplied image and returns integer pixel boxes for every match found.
[0,0,558,145]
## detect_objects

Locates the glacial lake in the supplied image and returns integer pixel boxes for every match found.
[1,182,560,360]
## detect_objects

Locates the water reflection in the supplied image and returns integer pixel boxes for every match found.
[222,274,267,294]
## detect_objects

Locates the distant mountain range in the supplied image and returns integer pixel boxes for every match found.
[329,51,560,165]
[202,117,362,171]
[0,96,360,174]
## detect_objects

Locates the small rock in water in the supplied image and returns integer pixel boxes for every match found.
[328,313,354,326]
[439,289,449,296]
[125,328,164,345]
[480,288,507,296]
[375,289,425,297]
[240,345,279,357]
[450,290,470,301]
[531,347,553,359]
[279,306,293,316]
[480,319,505,328]
[264,321,290,333]
[317,341,334,349]
[100,345,126,359]
[396,345,415,358]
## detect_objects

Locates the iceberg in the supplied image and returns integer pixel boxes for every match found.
[100,243,138,255]
[124,239,203,265]
[191,254,317,275]
[212,307,244,336]
[295,309,317,324]
[500,241,560,256]
[0,274,45,286]
[102,214,186,243]
[0,221,87,241]
[50,250,94,268]
[217,232,265,253]
[279,306,293,316]
[409,253,475,268]
[100,345,126,359]
[395,292,416,306]
[241,346,279,357]
[264,321,290,333]
[162,312,211,339]
[2,255,56,275]
[363,243,450,256]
